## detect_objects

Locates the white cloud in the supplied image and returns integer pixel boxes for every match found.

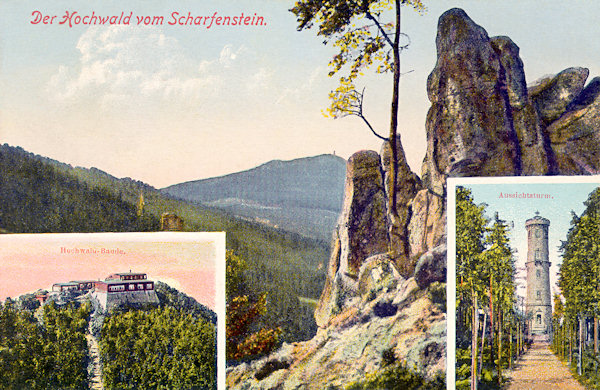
[45,26,291,118]
[47,26,223,112]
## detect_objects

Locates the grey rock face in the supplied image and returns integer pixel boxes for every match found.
[422,8,521,195]
[491,36,550,175]
[314,151,388,328]
[408,189,446,260]
[422,9,600,187]
[529,67,589,125]
[546,76,600,174]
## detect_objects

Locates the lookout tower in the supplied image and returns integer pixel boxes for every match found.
[525,212,552,339]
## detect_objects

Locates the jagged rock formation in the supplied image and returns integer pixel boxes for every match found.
[314,151,388,328]
[422,8,523,195]
[227,7,600,389]
[421,8,600,196]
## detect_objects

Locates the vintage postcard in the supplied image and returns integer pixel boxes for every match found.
[448,176,600,389]
[0,232,225,389]
[3,0,600,389]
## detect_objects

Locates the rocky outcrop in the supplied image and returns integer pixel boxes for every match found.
[529,67,589,125]
[232,138,446,388]
[227,273,446,389]
[546,76,600,174]
[314,151,388,328]
[422,8,522,195]
[421,8,600,195]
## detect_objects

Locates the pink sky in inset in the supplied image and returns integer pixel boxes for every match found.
[0,233,221,310]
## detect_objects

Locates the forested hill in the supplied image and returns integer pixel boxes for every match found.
[0,143,328,343]
[155,281,216,325]
[0,144,158,233]
[161,154,346,240]
[4,283,218,389]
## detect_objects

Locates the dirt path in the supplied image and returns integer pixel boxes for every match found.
[505,342,584,389]
[86,310,104,390]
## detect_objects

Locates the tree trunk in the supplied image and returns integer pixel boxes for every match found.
[498,309,503,384]
[569,322,573,365]
[594,316,598,355]
[386,0,402,256]
[517,321,521,358]
[488,277,494,371]
[471,291,478,390]
[578,315,583,376]
[509,316,513,369]
[562,319,567,359]
[479,311,487,381]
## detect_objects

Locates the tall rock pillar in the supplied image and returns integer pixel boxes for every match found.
[525,213,552,339]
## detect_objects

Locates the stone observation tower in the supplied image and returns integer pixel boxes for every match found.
[525,212,552,339]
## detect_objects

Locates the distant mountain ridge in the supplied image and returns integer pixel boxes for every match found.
[161,154,347,240]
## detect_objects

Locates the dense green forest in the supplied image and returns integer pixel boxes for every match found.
[0,145,158,233]
[155,281,216,325]
[0,284,217,389]
[455,187,522,389]
[98,285,216,388]
[0,300,90,389]
[100,306,215,389]
[554,187,600,388]
[0,143,329,346]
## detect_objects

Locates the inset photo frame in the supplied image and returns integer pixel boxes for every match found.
[447,176,600,389]
[0,231,225,390]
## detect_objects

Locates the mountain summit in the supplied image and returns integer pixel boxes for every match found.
[161,154,347,240]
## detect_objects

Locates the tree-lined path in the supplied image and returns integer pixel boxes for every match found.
[505,342,584,390]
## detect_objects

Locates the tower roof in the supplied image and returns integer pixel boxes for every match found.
[526,212,549,226]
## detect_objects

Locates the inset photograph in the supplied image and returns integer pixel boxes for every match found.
[0,232,225,390]
[448,176,600,390]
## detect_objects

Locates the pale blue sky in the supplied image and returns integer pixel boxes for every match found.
[2,1,600,187]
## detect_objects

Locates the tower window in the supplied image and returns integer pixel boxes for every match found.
[536,229,541,238]
[537,314,542,324]
[536,269,540,278]
[537,290,541,299]
[535,249,541,260]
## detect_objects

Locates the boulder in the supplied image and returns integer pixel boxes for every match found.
[414,244,447,289]
[422,8,521,195]
[357,254,401,301]
[529,67,589,125]
[546,76,600,174]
